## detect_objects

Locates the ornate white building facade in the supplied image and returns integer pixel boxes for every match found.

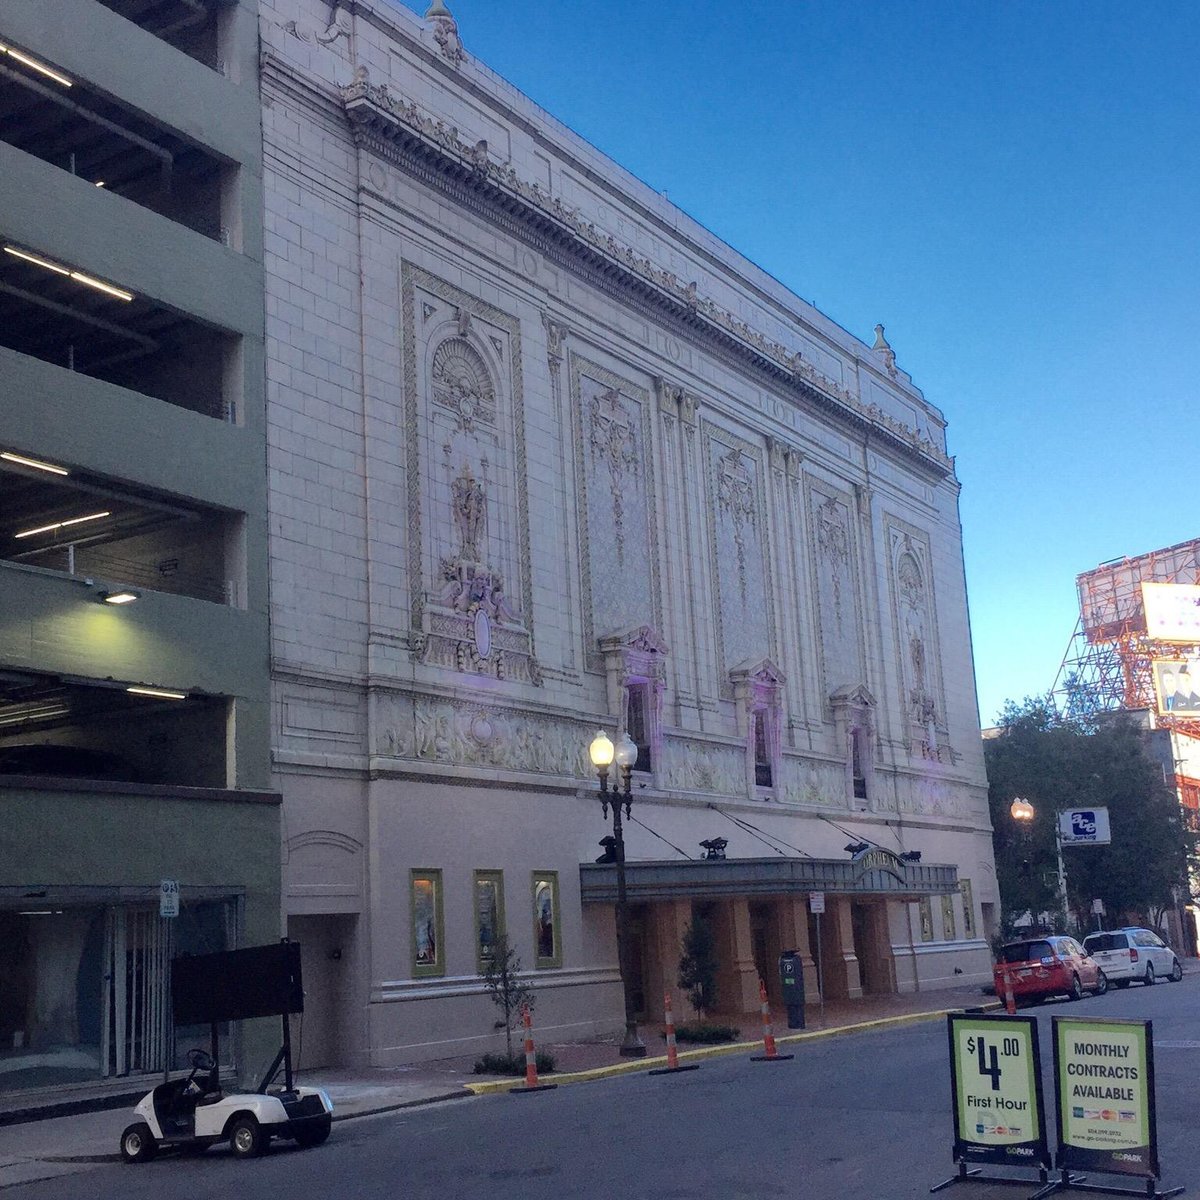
[260,0,996,1068]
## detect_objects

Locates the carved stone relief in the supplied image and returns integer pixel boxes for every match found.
[375,693,592,777]
[806,479,863,698]
[661,738,744,796]
[570,354,659,671]
[887,518,948,761]
[704,425,773,696]
[401,263,540,684]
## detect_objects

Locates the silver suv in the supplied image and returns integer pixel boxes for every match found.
[1081,928,1183,987]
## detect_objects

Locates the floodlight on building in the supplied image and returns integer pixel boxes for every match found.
[844,841,870,855]
[127,687,187,700]
[0,44,72,87]
[98,589,140,605]
[1,451,69,476]
[3,246,134,301]
[14,511,110,539]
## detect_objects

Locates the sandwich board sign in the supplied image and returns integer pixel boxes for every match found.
[933,1012,1050,1192]
[1052,1017,1180,1195]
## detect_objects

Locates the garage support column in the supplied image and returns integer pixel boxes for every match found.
[724,897,762,1014]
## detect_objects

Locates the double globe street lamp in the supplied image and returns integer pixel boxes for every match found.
[588,729,647,1058]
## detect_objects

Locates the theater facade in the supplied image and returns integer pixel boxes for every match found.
[260,0,996,1067]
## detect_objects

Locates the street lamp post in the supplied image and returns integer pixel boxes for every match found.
[1010,796,1069,930]
[588,729,647,1058]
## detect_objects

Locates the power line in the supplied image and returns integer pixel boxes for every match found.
[628,814,693,859]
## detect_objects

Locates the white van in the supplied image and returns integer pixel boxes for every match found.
[1081,928,1183,987]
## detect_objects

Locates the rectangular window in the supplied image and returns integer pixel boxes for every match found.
[753,713,773,788]
[959,880,975,939]
[851,729,868,800]
[531,871,561,969]
[918,897,934,942]
[474,870,505,973]
[626,687,651,772]
[411,869,444,977]
[941,892,957,941]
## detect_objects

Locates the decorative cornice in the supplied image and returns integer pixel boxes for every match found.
[340,74,953,477]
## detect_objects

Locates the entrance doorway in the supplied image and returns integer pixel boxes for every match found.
[850,902,895,995]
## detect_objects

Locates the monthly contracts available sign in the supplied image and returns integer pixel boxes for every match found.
[1053,1017,1158,1179]
[947,1013,1049,1170]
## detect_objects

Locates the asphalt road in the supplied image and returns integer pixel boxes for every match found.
[9,976,1199,1200]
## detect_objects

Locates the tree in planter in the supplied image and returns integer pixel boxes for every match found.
[677,916,719,1020]
[481,933,535,1060]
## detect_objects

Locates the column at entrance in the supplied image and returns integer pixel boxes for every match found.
[713,898,761,1016]
[645,899,692,1022]
[850,901,897,995]
[818,895,863,1000]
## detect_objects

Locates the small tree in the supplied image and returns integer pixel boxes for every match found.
[482,933,534,1059]
[678,916,719,1020]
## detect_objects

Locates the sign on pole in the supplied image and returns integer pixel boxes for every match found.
[809,892,825,914]
[1058,808,1111,845]
[159,878,180,919]
[946,1013,1050,1173]
[1052,1017,1172,1187]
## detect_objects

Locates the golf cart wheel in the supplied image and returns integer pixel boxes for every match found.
[1144,963,1156,986]
[228,1115,266,1159]
[293,1114,332,1148]
[1170,958,1183,982]
[120,1122,157,1163]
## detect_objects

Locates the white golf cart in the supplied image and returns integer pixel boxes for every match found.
[120,941,332,1162]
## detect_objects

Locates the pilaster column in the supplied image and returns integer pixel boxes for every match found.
[820,895,862,1000]
[775,895,819,1006]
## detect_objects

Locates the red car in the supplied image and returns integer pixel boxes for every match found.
[993,935,1108,1003]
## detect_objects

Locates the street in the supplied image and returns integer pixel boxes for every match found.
[7,978,1199,1200]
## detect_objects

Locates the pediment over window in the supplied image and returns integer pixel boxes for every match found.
[598,624,669,680]
[729,657,786,689]
[830,683,876,711]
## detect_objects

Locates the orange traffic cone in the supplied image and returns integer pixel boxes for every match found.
[751,978,794,1062]
[649,992,700,1076]
[510,1005,557,1094]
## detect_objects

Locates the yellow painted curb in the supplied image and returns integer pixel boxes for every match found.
[462,1000,1001,1095]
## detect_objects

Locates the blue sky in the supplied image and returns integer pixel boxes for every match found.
[400,2,1199,724]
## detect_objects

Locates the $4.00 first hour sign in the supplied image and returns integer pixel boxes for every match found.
[947,1013,1050,1169]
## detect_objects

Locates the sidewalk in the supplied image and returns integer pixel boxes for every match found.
[0,982,992,1184]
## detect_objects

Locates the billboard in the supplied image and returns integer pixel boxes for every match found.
[172,941,304,1026]
[1142,583,1200,645]
[1151,659,1200,716]
[1076,538,1200,644]
[1058,808,1111,845]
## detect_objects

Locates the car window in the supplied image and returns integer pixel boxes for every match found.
[1150,934,1166,948]
[1133,932,1155,947]
[1084,933,1126,952]
[999,940,1052,964]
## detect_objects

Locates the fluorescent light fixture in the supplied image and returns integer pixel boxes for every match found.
[99,589,139,605]
[95,181,105,188]
[4,246,69,275]
[127,687,187,700]
[18,910,65,916]
[0,44,72,87]
[14,511,109,539]
[3,246,134,302]
[68,271,133,302]
[0,705,70,728]
[1,451,69,476]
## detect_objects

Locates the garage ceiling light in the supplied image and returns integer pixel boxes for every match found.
[127,686,187,700]
[1,451,69,476]
[3,246,134,302]
[0,43,72,87]
[99,589,140,605]
[14,511,110,539]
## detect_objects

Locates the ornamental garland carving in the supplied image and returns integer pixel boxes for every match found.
[341,74,950,472]
[589,387,639,568]
[716,447,757,606]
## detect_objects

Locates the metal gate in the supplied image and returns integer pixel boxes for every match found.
[100,908,171,1077]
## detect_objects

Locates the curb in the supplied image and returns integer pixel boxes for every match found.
[464,1002,999,1095]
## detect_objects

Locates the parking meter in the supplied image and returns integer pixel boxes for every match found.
[779,950,805,1029]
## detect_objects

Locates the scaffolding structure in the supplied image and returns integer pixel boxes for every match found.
[1054,537,1200,739]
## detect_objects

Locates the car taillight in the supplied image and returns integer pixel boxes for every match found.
[1130,948,1139,963]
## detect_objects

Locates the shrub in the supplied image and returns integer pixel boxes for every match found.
[481,933,535,1060]
[672,1023,740,1045]
[472,1050,557,1076]
[677,917,719,1018]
